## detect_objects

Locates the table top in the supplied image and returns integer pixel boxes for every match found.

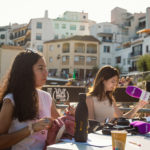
[47,131,150,150]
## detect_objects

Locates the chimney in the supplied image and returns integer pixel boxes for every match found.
[44,10,48,18]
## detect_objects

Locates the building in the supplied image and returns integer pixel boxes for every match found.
[0,25,13,46]
[112,7,150,73]
[90,22,123,67]
[43,35,100,79]
[90,7,150,74]
[0,45,24,79]
[52,11,95,39]
[2,11,95,53]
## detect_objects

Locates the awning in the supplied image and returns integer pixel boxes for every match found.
[137,28,150,34]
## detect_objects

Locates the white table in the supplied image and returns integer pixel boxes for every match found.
[47,131,150,150]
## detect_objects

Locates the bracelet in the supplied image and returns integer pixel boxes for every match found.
[28,122,34,135]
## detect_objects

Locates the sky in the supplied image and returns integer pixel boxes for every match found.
[0,0,150,26]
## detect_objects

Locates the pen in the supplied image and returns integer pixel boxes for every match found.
[129,141,141,147]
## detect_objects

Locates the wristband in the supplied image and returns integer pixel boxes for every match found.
[28,122,34,135]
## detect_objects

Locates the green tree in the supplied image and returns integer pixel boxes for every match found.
[137,54,150,71]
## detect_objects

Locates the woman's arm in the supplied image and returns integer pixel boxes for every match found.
[0,99,52,149]
[51,100,60,119]
[86,96,94,120]
[113,99,148,119]
[0,126,32,149]
[123,100,147,118]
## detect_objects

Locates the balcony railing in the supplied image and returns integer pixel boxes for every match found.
[62,60,69,65]
[74,60,85,65]
[130,51,142,57]
[62,49,70,53]
[86,60,97,66]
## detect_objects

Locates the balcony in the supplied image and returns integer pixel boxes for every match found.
[62,60,69,65]
[62,48,70,53]
[74,48,84,53]
[86,60,97,66]
[128,66,137,72]
[130,51,142,57]
[74,60,85,65]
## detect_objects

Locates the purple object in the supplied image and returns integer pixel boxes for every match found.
[130,121,150,134]
[126,86,142,99]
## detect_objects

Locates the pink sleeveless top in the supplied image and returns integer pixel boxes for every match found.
[3,89,52,150]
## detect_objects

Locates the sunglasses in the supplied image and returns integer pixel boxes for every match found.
[25,48,38,53]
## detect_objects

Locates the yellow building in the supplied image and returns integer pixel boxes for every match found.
[43,35,100,79]
[0,45,24,80]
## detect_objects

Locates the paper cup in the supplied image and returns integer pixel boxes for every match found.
[111,130,127,150]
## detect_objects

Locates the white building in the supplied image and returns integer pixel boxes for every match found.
[90,22,122,67]
[90,7,150,74]
[8,10,96,52]
[0,25,13,46]
[52,11,95,39]
[24,10,54,51]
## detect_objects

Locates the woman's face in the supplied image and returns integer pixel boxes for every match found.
[33,57,48,88]
[103,75,118,92]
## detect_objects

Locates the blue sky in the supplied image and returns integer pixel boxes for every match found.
[0,0,149,26]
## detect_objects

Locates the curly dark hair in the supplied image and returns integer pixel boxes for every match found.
[0,51,43,122]
[88,65,119,105]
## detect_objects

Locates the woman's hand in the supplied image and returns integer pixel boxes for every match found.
[65,105,76,116]
[32,117,53,132]
[136,100,148,110]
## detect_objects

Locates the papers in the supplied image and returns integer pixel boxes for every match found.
[61,134,112,147]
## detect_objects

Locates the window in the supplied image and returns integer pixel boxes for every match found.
[57,44,60,48]
[36,34,42,40]
[83,16,86,19]
[86,57,96,62]
[49,57,53,63]
[62,24,66,29]
[74,56,79,62]
[116,56,121,64]
[104,46,110,53]
[132,44,142,56]
[36,22,42,29]
[87,44,97,53]
[62,56,69,62]
[86,57,91,62]
[70,25,76,30]
[80,25,85,30]
[0,34,5,39]
[49,45,54,51]
[75,56,85,65]
[55,23,59,29]
[54,35,58,39]
[37,45,43,52]
[62,43,70,53]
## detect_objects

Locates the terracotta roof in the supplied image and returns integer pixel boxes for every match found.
[1,45,24,50]
[44,35,100,44]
